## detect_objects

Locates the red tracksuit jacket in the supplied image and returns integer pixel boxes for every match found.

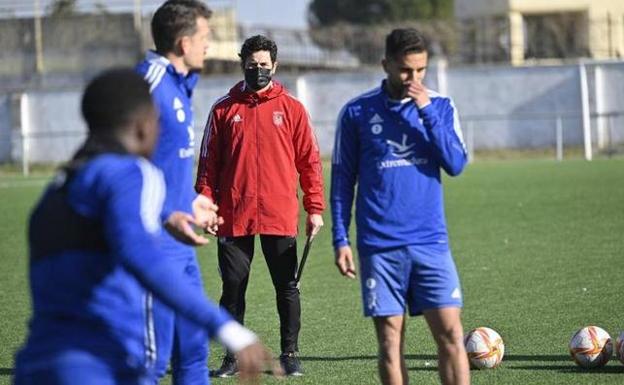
[195,80,325,237]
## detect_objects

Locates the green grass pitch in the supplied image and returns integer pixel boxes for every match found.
[1,158,623,384]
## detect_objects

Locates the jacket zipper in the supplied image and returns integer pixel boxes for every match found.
[254,98,260,233]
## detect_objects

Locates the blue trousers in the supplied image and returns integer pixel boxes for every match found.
[14,350,152,385]
[151,255,210,385]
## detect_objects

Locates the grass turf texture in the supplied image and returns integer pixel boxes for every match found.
[0,158,623,384]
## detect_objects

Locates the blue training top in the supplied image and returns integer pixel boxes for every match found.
[16,154,231,373]
[136,51,198,256]
[331,81,468,254]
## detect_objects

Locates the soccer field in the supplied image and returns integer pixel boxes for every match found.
[1,158,623,384]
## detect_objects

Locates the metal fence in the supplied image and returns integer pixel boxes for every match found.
[2,60,623,175]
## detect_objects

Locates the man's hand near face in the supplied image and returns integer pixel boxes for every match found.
[406,81,430,108]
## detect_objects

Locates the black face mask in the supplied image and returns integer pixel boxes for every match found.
[244,67,272,91]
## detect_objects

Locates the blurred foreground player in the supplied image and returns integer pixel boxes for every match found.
[134,1,218,383]
[13,69,278,385]
[331,28,470,385]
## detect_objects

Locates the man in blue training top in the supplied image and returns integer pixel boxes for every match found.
[135,1,218,383]
[13,68,278,385]
[331,28,471,385]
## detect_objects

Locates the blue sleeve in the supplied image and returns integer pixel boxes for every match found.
[419,98,468,176]
[330,106,358,249]
[101,159,231,338]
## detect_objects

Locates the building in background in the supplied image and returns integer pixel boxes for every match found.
[455,0,624,65]
[0,0,355,87]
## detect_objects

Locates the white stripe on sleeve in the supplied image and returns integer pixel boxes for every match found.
[137,158,166,234]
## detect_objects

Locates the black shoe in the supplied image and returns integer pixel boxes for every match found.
[210,355,238,378]
[280,352,303,376]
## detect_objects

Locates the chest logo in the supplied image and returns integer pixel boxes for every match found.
[387,134,416,158]
[273,111,284,126]
[369,113,384,124]
[232,114,242,123]
[173,97,185,123]
[371,124,383,135]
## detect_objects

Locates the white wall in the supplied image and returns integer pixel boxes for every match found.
[1,61,623,164]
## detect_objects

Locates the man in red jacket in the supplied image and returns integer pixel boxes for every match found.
[195,35,325,377]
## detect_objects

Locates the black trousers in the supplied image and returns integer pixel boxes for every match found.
[217,235,300,354]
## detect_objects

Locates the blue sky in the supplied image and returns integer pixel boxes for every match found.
[235,0,310,29]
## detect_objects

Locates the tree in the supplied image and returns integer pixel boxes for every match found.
[48,0,78,17]
[308,0,453,27]
[308,0,456,65]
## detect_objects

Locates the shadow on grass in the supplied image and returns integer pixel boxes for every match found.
[510,364,624,374]
[300,354,438,362]
[300,355,376,362]
[300,353,622,374]
[301,354,572,363]
[503,354,570,362]
[0,367,14,376]
[407,366,438,372]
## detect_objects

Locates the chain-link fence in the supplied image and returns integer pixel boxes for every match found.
[2,60,624,174]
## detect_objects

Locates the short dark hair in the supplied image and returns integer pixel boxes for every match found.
[385,28,428,60]
[239,35,278,64]
[81,68,153,133]
[151,0,212,54]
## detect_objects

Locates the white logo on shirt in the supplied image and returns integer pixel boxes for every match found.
[367,292,378,310]
[378,134,429,169]
[232,114,242,123]
[179,147,194,158]
[173,97,185,123]
[273,111,284,126]
[187,124,195,147]
[451,288,462,299]
[387,134,416,158]
[369,113,384,124]
[371,124,383,135]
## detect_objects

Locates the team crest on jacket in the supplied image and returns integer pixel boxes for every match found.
[173,97,185,123]
[273,111,284,126]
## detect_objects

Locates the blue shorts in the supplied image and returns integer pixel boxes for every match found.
[358,244,462,317]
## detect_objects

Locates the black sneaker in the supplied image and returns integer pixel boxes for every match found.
[280,352,303,376]
[210,355,238,378]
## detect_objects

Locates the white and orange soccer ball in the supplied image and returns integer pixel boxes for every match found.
[464,327,505,369]
[615,331,624,365]
[569,326,612,368]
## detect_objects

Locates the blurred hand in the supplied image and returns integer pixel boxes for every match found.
[406,81,430,108]
[192,195,223,235]
[164,211,209,246]
[335,245,356,279]
[237,342,283,384]
[306,213,324,237]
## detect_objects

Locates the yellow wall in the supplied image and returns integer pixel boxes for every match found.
[206,7,239,61]
[455,0,624,63]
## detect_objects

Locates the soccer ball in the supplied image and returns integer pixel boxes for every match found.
[464,327,504,369]
[569,326,612,368]
[615,331,624,365]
